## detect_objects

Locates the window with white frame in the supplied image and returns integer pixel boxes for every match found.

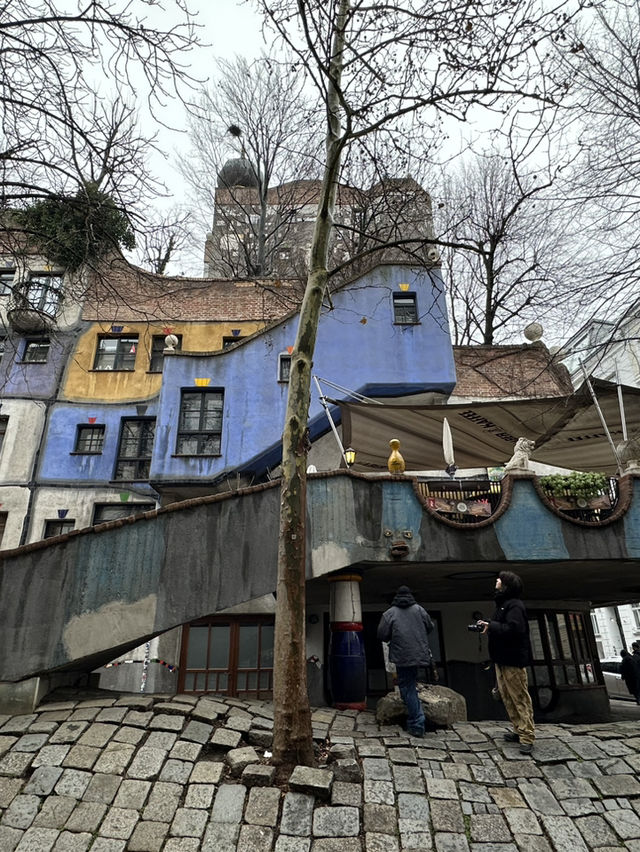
[633,604,640,631]
[0,267,16,294]
[176,389,224,455]
[25,272,63,316]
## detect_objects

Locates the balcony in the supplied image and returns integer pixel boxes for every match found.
[6,274,63,333]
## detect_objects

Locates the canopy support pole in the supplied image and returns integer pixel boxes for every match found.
[580,362,623,475]
[313,375,349,467]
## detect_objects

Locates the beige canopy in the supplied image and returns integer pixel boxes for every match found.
[336,379,640,474]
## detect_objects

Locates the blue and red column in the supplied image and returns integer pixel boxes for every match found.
[328,573,367,710]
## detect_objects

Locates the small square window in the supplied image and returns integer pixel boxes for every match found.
[44,519,75,539]
[393,292,418,324]
[150,334,182,372]
[278,353,291,383]
[74,425,105,454]
[94,336,138,371]
[23,338,50,363]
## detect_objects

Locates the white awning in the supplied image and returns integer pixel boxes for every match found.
[337,379,640,474]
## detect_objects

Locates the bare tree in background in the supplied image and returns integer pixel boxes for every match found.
[557,0,640,320]
[253,0,586,766]
[180,54,323,278]
[136,208,194,276]
[0,0,199,270]
[436,146,580,345]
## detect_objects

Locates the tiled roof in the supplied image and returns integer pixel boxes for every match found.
[453,344,573,399]
[82,258,303,323]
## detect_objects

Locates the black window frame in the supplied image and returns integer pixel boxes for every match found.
[114,417,156,481]
[92,502,156,525]
[0,267,16,295]
[73,424,105,455]
[393,292,419,324]
[223,335,245,349]
[0,416,7,454]
[278,353,291,383]
[93,335,139,371]
[176,388,224,456]
[22,337,50,363]
[149,333,182,373]
[43,519,75,539]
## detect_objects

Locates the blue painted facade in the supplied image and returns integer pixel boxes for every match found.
[0,333,74,400]
[151,265,454,484]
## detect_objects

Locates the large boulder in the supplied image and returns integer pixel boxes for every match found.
[375,685,467,728]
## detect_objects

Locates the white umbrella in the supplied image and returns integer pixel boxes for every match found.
[443,417,456,476]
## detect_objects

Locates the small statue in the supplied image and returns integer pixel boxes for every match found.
[504,437,535,472]
[617,436,640,472]
[388,438,406,473]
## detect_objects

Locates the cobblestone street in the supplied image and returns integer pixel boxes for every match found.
[1,691,640,851]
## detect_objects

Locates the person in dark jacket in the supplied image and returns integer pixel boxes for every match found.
[478,571,535,754]
[620,649,640,703]
[377,585,434,737]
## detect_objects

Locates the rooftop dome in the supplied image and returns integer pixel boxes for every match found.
[217,157,259,189]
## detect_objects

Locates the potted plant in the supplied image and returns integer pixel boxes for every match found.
[539,472,611,510]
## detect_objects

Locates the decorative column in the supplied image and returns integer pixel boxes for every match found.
[328,573,366,710]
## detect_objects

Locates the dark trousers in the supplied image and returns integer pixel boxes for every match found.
[397,665,425,735]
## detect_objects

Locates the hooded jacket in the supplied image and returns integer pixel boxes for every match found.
[488,589,531,668]
[377,587,434,667]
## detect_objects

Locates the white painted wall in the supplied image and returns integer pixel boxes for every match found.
[0,399,46,483]
[0,487,31,549]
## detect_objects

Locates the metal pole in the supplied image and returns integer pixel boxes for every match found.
[579,361,623,475]
[616,366,628,441]
[313,375,349,467]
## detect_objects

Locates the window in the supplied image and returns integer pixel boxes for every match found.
[180,616,274,696]
[94,336,138,371]
[223,336,244,349]
[114,418,155,480]
[25,272,63,316]
[92,503,156,525]
[0,268,15,294]
[150,334,182,372]
[44,519,75,539]
[74,425,105,454]
[278,353,291,383]
[23,338,50,363]
[0,336,6,356]
[0,416,7,454]
[0,512,7,548]
[591,612,601,635]
[633,605,640,631]
[176,389,224,455]
[393,292,418,324]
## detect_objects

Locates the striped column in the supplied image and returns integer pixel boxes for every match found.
[328,573,366,710]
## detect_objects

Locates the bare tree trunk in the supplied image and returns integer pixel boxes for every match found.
[271,0,349,767]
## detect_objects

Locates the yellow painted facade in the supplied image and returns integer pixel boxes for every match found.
[62,320,267,402]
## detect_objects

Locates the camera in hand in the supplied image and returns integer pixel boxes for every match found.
[467,623,484,632]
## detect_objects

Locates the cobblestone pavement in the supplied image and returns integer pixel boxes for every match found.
[2,691,640,851]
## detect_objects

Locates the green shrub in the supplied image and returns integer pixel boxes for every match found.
[539,471,608,499]
[16,183,135,271]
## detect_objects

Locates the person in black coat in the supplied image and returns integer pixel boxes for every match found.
[477,571,535,754]
[620,650,639,703]
[377,585,434,738]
